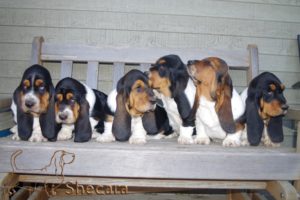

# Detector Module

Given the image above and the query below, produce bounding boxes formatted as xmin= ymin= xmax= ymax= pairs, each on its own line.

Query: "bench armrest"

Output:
xmin=0 ymin=98 xmax=11 ymax=111
xmin=285 ymin=106 xmax=300 ymax=152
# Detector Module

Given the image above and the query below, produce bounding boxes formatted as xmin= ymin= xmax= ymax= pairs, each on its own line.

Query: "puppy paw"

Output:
xmin=129 ymin=137 xmax=146 ymax=145
xmin=57 ymin=130 xmax=73 ymax=141
xmin=29 ymin=132 xmax=47 ymax=142
xmin=263 ymin=139 xmax=281 ymax=147
xmin=164 ymin=132 xmax=179 ymax=139
xmin=178 ymin=135 xmax=194 ymax=145
xmin=194 ymin=136 xmax=210 ymax=145
xmin=222 ymin=134 xmax=241 ymax=147
xmin=241 ymin=139 xmax=250 ymax=146
xmin=96 ymin=134 xmax=116 ymax=143
xmin=147 ymin=133 xmax=165 ymax=140
xmin=11 ymin=132 xmax=20 ymax=141
xmin=91 ymin=131 xmax=101 ymax=139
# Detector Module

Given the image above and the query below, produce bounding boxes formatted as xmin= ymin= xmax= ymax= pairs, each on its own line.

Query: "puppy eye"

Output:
xmin=136 ymin=86 xmax=143 ymax=93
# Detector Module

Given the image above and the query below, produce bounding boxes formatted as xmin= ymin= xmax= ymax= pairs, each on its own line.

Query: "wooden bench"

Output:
xmin=0 ymin=36 xmax=300 ymax=200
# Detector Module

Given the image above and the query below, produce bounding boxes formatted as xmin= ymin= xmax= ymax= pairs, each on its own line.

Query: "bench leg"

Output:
xmin=294 ymin=121 xmax=300 ymax=192
xmin=266 ymin=181 xmax=297 ymax=200
xmin=0 ymin=173 xmax=19 ymax=200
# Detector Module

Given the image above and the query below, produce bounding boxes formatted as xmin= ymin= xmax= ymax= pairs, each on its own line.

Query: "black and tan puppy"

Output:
xmin=10 ymin=64 xmax=57 ymax=142
xmin=148 ymin=55 xmax=196 ymax=144
xmin=240 ymin=72 xmax=288 ymax=146
xmin=54 ymin=77 xmax=111 ymax=142
xmin=96 ymin=69 xmax=172 ymax=144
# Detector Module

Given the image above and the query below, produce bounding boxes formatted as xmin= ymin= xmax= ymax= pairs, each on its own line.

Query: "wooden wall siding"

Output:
xmin=0 ymin=0 xmax=299 ymax=105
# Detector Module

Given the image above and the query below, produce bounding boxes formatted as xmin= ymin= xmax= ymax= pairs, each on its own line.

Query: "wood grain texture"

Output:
xmin=1 ymin=138 xmax=300 ymax=180
xmin=0 ymin=8 xmax=299 ymax=40
xmin=0 ymin=0 xmax=299 ymax=22
xmin=17 ymin=175 xmax=268 ymax=191
xmin=60 ymin=60 xmax=73 ymax=79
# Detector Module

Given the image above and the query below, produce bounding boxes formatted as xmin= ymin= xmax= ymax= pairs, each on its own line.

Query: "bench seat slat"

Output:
xmin=1 ymin=138 xmax=300 ymax=181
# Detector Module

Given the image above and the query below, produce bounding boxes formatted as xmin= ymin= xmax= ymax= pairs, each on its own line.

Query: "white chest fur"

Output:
xmin=158 ymin=79 xmax=196 ymax=133
xmin=196 ymin=88 xmax=245 ymax=139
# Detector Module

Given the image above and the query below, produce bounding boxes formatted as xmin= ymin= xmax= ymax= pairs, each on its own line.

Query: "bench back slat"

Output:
xmin=31 ymin=36 xmax=259 ymax=88
xmin=86 ymin=61 xmax=99 ymax=89
xmin=140 ymin=63 xmax=151 ymax=72
xmin=112 ymin=62 xmax=125 ymax=89
xmin=60 ymin=60 xmax=73 ymax=79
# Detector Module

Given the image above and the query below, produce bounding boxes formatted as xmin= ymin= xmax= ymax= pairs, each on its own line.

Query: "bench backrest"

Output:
xmin=31 ymin=36 xmax=259 ymax=89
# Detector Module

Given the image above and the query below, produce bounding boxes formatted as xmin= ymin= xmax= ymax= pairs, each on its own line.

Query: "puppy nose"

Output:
xmin=149 ymin=96 xmax=157 ymax=105
xmin=59 ymin=113 xmax=68 ymax=120
xmin=25 ymin=99 xmax=35 ymax=108
xmin=282 ymin=104 xmax=289 ymax=111
xmin=187 ymin=60 xmax=196 ymax=66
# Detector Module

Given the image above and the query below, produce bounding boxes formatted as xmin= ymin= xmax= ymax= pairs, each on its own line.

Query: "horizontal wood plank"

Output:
xmin=18 ymin=175 xmax=267 ymax=189
xmin=41 ymin=43 xmax=250 ymax=67
xmin=1 ymin=138 xmax=300 ymax=180
xmin=0 ymin=8 xmax=300 ymax=40
xmin=0 ymin=0 xmax=299 ymax=23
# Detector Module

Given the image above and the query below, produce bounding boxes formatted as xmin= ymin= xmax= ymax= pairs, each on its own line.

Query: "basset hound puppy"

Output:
xmin=186 ymin=57 xmax=245 ymax=147
xmin=148 ymin=55 xmax=196 ymax=144
xmin=10 ymin=64 xmax=58 ymax=142
xmin=54 ymin=77 xmax=111 ymax=142
xmin=240 ymin=72 xmax=288 ymax=147
xmin=96 ymin=69 xmax=172 ymax=144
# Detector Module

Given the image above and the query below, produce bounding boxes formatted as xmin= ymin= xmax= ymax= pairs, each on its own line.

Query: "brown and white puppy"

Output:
xmin=186 ymin=57 xmax=245 ymax=146
xmin=148 ymin=55 xmax=196 ymax=144
xmin=55 ymin=77 xmax=111 ymax=142
xmin=240 ymin=72 xmax=288 ymax=147
xmin=10 ymin=64 xmax=58 ymax=142
xmin=96 ymin=69 xmax=171 ymax=144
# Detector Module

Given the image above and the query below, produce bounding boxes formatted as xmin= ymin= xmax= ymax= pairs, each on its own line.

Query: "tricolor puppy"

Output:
xmin=186 ymin=57 xmax=245 ymax=147
xmin=148 ymin=55 xmax=196 ymax=144
xmin=96 ymin=69 xmax=171 ymax=144
xmin=240 ymin=72 xmax=288 ymax=147
xmin=10 ymin=64 xmax=57 ymax=142
xmin=55 ymin=77 xmax=110 ymax=142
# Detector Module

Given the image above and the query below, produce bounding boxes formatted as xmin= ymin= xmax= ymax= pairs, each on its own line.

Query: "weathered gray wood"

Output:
xmin=0 ymin=98 xmax=11 ymax=110
xmin=266 ymin=181 xmax=298 ymax=200
xmin=18 ymin=175 xmax=267 ymax=190
xmin=86 ymin=61 xmax=99 ymax=89
xmin=112 ymin=62 xmax=125 ymax=89
xmin=30 ymin=37 xmax=44 ymax=65
xmin=1 ymin=138 xmax=300 ymax=180
xmin=247 ymin=44 xmax=259 ymax=83
xmin=140 ymin=63 xmax=151 ymax=72
xmin=0 ymin=1 xmax=299 ymax=24
xmin=2 ymin=8 xmax=300 ymax=41
xmin=41 ymin=43 xmax=250 ymax=67
xmin=60 ymin=60 xmax=73 ymax=79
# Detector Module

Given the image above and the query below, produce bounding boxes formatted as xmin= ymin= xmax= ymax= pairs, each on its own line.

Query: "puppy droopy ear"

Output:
xmin=112 ymin=92 xmax=132 ymax=141
xmin=14 ymin=88 xmax=33 ymax=140
xmin=215 ymin=74 xmax=236 ymax=133
xmin=245 ymin=92 xmax=264 ymax=146
xmin=74 ymin=98 xmax=92 ymax=142
xmin=267 ymin=116 xmax=284 ymax=143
